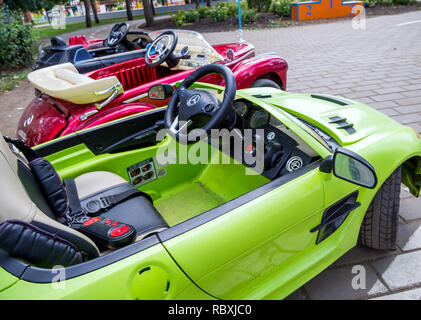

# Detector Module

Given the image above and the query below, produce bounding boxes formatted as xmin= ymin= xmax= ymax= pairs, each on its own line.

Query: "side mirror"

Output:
xmin=320 ymin=147 xmax=377 ymax=189
xmin=148 ymin=84 xmax=174 ymax=100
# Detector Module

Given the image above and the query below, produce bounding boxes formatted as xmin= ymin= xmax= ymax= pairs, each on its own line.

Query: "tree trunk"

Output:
xmin=194 ymin=0 xmax=199 ymax=8
xmin=90 ymin=0 xmax=100 ymax=24
xmin=206 ymin=0 xmax=211 ymax=7
xmin=142 ymin=0 xmax=154 ymax=26
xmin=150 ymin=0 xmax=155 ymax=16
xmin=83 ymin=0 xmax=92 ymax=28
xmin=125 ymin=0 xmax=133 ymax=20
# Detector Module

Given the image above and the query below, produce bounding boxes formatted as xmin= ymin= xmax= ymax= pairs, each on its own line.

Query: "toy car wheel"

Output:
xmin=251 ymin=79 xmax=281 ymax=89
xmin=359 ymin=166 xmax=401 ymax=250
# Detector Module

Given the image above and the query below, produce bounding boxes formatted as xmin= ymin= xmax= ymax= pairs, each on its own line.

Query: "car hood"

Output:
xmin=260 ymin=90 xmax=402 ymax=146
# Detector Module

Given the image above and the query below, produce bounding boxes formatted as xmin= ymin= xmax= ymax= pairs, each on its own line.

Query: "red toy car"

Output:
xmin=18 ymin=30 xmax=288 ymax=147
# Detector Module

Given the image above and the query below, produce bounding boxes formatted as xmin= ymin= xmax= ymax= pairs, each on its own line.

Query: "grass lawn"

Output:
xmin=0 ymin=69 xmax=30 ymax=94
xmin=32 ymin=16 xmax=144 ymax=40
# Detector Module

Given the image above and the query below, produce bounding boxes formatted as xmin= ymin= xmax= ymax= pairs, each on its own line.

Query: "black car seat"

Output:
xmin=0 ymin=135 xmax=167 ymax=268
xmin=33 ymin=37 xmax=93 ymax=71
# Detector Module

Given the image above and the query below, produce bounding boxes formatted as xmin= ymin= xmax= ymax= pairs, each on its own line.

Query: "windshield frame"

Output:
xmin=148 ymin=29 xmax=223 ymax=61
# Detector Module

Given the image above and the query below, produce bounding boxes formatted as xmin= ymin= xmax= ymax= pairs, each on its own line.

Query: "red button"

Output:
xmin=246 ymin=144 xmax=254 ymax=152
xmin=105 ymin=219 xmax=111 ymax=225
xmin=111 ymin=221 xmax=118 ymax=226
xmin=83 ymin=217 xmax=101 ymax=227
xmin=110 ymin=225 xmax=130 ymax=237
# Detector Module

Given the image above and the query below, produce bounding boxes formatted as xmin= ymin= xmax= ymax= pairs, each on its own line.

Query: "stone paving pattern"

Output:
xmin=1 ymin=10 xmax=421 ymax=299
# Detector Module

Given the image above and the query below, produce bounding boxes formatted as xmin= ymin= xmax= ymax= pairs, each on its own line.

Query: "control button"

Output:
xmin=111 ymin=221 xmax=118 ymax=227
xmin=246 ymin=144 xmax=254 ymax=153
xmin=110 ymin=225 xmax=130 ymax=237
xmin=267 ymin=131 xmax=276 ymax=141
xmin=105 ymin=219 xmax=111 ymax=225
xmin=83 ymin=217 xmax=101 ymax=227
xmin=204 ymin=104 xmax=215 ymax=113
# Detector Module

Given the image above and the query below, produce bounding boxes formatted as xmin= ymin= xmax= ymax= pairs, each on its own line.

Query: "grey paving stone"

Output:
xmin=391 ymin=114 xmax=421 ymax=125
xmin=304 ymin=264 xmax=388 ymax=300
xmin=374 ymin=87 xmax=406 ymax=95
xmin=395 ymin=104 xmax=421 ymax=114
xmin=368 ymin=101 xmax=399 ymax=110
xmin=332 ymin=245 xmax=398 ymax=268
xmin=371 ymin=287 xmax=421 ymax=300
xmin=284 ymin=287 xmax=308 ymax=300
xmin=399 ymin=197 xmax=421 ymax=221
xmin=371 ymin=251 xmax=421 ymax=290
xmin=396 ymin=221 xmax=421 ymax=251
xmin=402 ymin=90 xmax=421 ymax=98
xmin=396 ymin=96 xmax=421 ymax=106
xmin=371 ymin=93 xmax=405 ymax=102
xmin=380 ymin=108 xmax=399 ymax=117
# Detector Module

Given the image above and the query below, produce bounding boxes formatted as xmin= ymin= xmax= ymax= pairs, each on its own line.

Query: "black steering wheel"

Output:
xmin=106 ymin=22 xmax=130 ymax=47
xmin=164 ymin=64 xmax=236 ymax=143
xmin=145 ymin=30 xmax=178 ymax=67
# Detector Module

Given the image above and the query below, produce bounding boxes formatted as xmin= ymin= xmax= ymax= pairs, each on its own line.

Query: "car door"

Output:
xmin=160 ymin=162 xmax=325 ymax=300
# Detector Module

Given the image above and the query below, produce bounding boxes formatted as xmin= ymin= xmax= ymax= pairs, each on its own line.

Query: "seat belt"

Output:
xmin=64 ymin=179 xmax=87 ymax=226
xmin=64 ymin=179 xmax=152 ymax=226
xmin=84 ymin=188 xmax=150 ymax=215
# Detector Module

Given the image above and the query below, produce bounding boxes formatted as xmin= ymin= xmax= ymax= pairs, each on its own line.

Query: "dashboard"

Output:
xmin=230 ymin=100 xmax=318 ymax=179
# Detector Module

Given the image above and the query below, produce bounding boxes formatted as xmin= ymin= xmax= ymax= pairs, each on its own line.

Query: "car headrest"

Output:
xmin=51 ymin=36 xmax=67 ymax=48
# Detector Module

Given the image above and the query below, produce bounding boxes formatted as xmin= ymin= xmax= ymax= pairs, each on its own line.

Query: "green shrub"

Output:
xmin=215 ymin=2 xmax=227 ymax=9
xmin=242 ymin=8 xmax=257 ymax=24
xmin=363 ymin=0 xmax=376 ymax=7
xmin=183 ymin=9 xmax=200 ymax=23
xmin=247 ymin=0 xmax=272 ymax=12
xmin=364 ymin=0 xmax=413 ymax=6
xmin=0 ymin=12 xmax=36 ymax=70
xmin=271 ymin=0 xmax=292 ymax=17
xmin=210 ymin=7 xmax=228 ymax=22
xmin=197 ymin=5 xmax=212 ymax=18
xmin=392 ymin=0 xmax=410 ymax=5
xmin=172 ymin=10 xmax=186 ymax=26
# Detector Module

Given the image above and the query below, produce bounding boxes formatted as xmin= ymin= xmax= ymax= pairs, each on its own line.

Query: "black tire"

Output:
xmin=250 ymin=79 xmax=281 ymax=89
xmin=359 ymin=166 xmax=401 ymax=250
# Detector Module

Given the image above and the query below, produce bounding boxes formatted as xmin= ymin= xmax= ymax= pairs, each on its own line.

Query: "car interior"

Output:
xmin=33 ymin=25 xmax=232 ymax=78
xmin=0 ymin=65 xmax=322 ymax=271
xmin=29 ymin=29 xmax=235 ymax=102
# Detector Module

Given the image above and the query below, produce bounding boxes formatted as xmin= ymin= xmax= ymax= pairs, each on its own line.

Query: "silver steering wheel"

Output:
xmin=145 ymin=30 xmax=178 ymax=67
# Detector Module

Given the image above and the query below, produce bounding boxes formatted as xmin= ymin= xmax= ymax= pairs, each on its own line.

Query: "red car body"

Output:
xmin=18 ymin=40 xmax=288 ymax=147
xmin=68 ymin=35 xmax=104 ymax=50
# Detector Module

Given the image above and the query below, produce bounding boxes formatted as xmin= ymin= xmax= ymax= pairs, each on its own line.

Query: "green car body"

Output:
xmin=1 ymin=84 xmax=421 ymax=300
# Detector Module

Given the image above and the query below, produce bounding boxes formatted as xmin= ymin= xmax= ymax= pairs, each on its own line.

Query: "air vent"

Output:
xmin=311 ymin=94 xmax=352 ymax=106
xmin=328 ymin=116 xmax=356 ymax=134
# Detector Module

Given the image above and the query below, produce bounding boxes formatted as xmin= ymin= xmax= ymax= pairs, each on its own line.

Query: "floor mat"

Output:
xmin=154 ymin=181 xmax=225 ymax=227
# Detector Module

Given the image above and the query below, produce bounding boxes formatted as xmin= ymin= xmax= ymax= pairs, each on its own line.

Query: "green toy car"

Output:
xmin=1 ymin=65 xmax=420 ymax=300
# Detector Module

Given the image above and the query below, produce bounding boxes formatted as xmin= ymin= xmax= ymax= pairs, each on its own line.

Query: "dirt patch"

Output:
xmin=0 ymin=80 xmax=33 ymax=137
xmin=139 ymin=3 xmax=421 ymax=32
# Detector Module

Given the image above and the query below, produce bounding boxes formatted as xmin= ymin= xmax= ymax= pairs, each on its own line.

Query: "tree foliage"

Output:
xmin=4 ymin=0 xmax=66 ymax=11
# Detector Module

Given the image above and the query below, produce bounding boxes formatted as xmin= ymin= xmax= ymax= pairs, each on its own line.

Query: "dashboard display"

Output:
xmin=250 ymin=110 xmax=270 ymax=129
xmin=233 ymin=101 xmax=248 ymax=118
